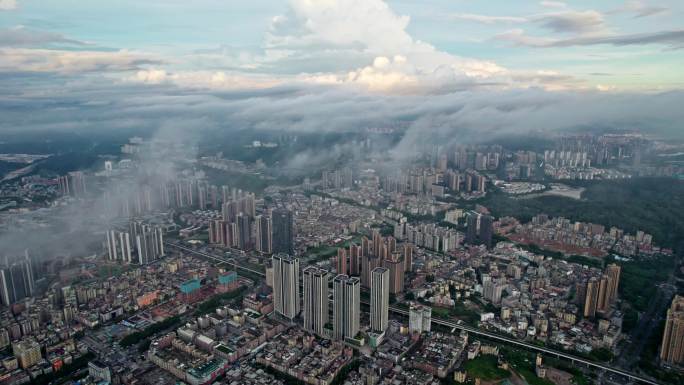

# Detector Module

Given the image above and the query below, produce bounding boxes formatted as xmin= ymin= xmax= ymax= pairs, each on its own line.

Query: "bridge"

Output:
xmin=165 ymin=241 xmax=662 ymax=385
xmin=386 ymin=306 xmax=660 ymax=385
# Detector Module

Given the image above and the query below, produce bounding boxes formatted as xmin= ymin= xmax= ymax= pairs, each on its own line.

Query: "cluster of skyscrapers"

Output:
xmin=208 ymin=193 xmax=256 ymax=250
xmin=408 ymin=303 xmax=432 ymax=334
xmin=209 ymin=204 xmax=293 ymax=255
xmin=332 ymin=274 xmax=360 ymax=340
xmin=105 ymin=180 xmax=203 ymax=218
xmin=554 ymin=134 xmax=644 ymax=167
xmin=466 ymin=213 xmax=494 ymax=249
xmin=381 ymin=171 xmax=441 ymax=196
xmin=105 ymin=221 xmax=165 ymax=264
xmin=575 ymin=264 xmax=621 ymax=319
xmin=0 ymin=253 xmax=35 ymax=307
xmin=322 ymin=168 xmax=353 ymax=190
xmin=273 ymin=254 xmax=392 ymax=342
xmin=443 ymin=169 xmax=487 ymax=194
xmin=395 ymin=220 xmax=461 ymax=254
xmin=335 ymin=231 xmax=411 ymax=295
xmin=104 ymin=180 xmax=258 ymax=220
xmin=57 ymin=171 xmax=87 ymax=197
xmin=450 ymin=147 xmax=502 ymax=172
xmin=371 ymin=149 xmax=494 ymax=196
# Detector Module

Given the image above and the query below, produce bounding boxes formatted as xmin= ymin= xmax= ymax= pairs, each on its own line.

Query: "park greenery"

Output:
xmin=495 ymin=211 xmax=677 ymax=314
xmin=543 ymin=356 xmax=593 ymax=385
xmin=636 ymin=312 xmax=684 ymax=384
xmin=464 ymin=355 xmax=510 ymax=381
xmin=202 ymin=167 xmax=272 ymax=194
xmin=609 ymin=254 xmax=674 ymax=312
xmin=480 ymin=178 xmax=684 ymax=250
xmin=194 ymin=286 xmax=248 ymax=316
xmin=306 ymin=244 xmax=340 ymax=262
xmin=513 ymin=243 xmax=603 ymax=269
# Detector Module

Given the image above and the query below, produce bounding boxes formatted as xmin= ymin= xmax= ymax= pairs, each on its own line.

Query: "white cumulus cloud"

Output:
xmin=261 ymin=0 xmax=514 ymax=93
xmin=0 ymin=0 xmax=17 ymax=11
xmin=540 ymin=1 xmax=567 ymax=9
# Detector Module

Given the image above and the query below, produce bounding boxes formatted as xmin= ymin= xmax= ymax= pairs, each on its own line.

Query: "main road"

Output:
xmin=387 ymin=306 xmax=661 ymax=385
xmin=165 ymin=241 xmax=266 ymax=277
xmin=164 ymin=241 xmax=662 ymax=385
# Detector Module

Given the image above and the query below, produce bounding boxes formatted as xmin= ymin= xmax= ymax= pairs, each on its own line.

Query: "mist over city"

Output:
xmin=0 ymin=1 xmax=683 ymax=385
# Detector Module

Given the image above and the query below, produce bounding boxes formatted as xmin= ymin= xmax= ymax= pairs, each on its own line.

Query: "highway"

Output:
xmin=386 ymin=306 xmax=661 ymax=385
xmin=165 ymin=241 xmax=662 ymax=385
xmin=165 ymin=241 xmax=267 ymax=278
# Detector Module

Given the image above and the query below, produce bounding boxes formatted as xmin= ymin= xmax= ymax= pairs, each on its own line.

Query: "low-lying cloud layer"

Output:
xmin=2 ymin=73 xmax=682 ymax=142
xmin=0 ymin=0 xmax=682 ymax=150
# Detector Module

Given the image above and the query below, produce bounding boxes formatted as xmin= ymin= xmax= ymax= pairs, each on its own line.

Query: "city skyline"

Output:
xmin=0 ymin=132 xmax=681 ymax=384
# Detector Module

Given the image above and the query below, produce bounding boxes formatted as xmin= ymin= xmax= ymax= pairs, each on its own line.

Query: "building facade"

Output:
xmin=333 ymin=274 xmax=360 ymax=340
xmin=370 ymin=267 xmax=389 ymax=333
xmin=661 ymin=295 xmax=684 ymax=366
xmin=303 ymin=266 xmax=329 ymax=336
xmin=272 ymin=254 xmax=300 ymax=320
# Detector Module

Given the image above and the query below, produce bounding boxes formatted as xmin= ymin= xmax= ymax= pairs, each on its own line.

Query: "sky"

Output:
xmin=0 ymin=0 xmax=683 ymax=140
